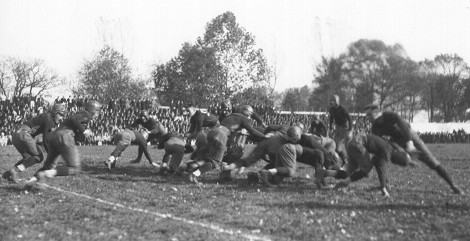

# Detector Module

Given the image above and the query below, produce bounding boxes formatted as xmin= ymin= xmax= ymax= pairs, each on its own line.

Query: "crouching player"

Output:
xmin=129 ymin=110 xmax=167 ymax=164
xmin=24 ymin=100 xmax=102 ymax=190
xmin=323 ymin=133 xmax=416 ymax=196
xmin=258 ymin=127 xmax=326 ymax=187
xmin=186 ymin=105 xmax=267 ymax=183
xmin=2 ymin=103 xmax=66 ymax=183
xmin=221 ymin=124 xmax=301 ymax=181
xmin=157 ymin=131 xmax=194 ymax=174
xmin=365 ymin=104 xmax=464 ymax=194
xmin=106 ymin=129 xmax=159 ymax=170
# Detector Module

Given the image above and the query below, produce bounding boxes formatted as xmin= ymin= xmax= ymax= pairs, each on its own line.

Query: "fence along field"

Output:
xmin=1 ymin=144 xmax=469 ymax=241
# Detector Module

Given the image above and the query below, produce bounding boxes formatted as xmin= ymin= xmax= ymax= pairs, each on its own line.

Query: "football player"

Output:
xmin=2 ymin=103 xmax=66 ymax=183
xmin=258 ymin=126 xmax=326 ymax=187
xmin=184 ymin=104 xmax=219 ymax=141
xmin=186 ymin=105 xmax=267 ymax=183
xmin=325 ymin=133 xmax=417 ymax=196
xmin=364 ymin=104 xmax=464 ymax=195
xmin=105 ymin=129 xmax=159 ymax=170
xmin=157 ymin=130 xmax=194 ymax=174
xmin=328 ymin=95 xmax=352 ymax=166
xmin=25 ymin=100 xmax=102 ymax=190
xmin=128 ymin=110 xmax=166 ymax=164
xmin=309 ymin=115 xmax=328 ymax=137
xmin=218 ymin=99 xmax=268 ymax=166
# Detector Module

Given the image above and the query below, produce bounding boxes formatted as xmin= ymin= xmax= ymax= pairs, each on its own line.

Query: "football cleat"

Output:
xmin=220 ymin=162 xmax=231 ymax=171
xmin=381 ymin=187 xmax=391 ymax=197
xmin=247 ymin=172 xmax=259 ymax=183
xmin=451 ymin=185 xmax=464 ymax=195
xmin=258 ymin=170 xmax=273 ymax=187
xmin=315 ymin=170 xmax=326 ymax=189
xmin=24 ymin=171 xmax=47 ymax=191
xmin=236 ymin=166 xmax=245 ymax=174
xmin=270 ymin=174 xmax=284 ymax=185
xmin=157 ymin=166 xmax=168 ymax=175
xmin=103 ymin=160 xmax=112 ymax=170
xmin=174 ymin=166 xmax=186 ymax=176
xmin=188 ymin=173 xmax=199 ymax=184
xmin=3 ymin=169 xmax=19 ymax=184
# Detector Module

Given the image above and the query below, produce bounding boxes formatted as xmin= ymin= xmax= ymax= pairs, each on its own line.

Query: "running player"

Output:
xmin=24 ymin=100 xmax=102 ymax=190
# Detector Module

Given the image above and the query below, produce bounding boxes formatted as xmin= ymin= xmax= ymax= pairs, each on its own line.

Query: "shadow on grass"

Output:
xmin=82 ymin=162 xmax=155 ymax=175
xmin=0 ymin=184 xmax=25 ymax=193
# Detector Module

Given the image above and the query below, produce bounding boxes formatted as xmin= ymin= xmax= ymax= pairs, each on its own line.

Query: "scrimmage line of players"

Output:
xmin=1 ymin=96 xmax=464 ymax=196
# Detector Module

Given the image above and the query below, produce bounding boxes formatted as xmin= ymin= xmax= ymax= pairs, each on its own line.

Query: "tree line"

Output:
xmin=1 ymin=12 xmax=469 ymax=123
xmin=285 ymin=40 xmax=470 ymax=123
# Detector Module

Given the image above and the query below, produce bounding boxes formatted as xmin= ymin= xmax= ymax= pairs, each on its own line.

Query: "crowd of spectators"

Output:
xmin=1 ymin=95 xmax=470 ymax=146
xmin=418 ymin=129 xmax=470 ymax=144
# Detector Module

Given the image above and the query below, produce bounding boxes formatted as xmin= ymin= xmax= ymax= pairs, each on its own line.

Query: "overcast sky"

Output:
xmin=1 ymin=0 xmax=469 ymax=92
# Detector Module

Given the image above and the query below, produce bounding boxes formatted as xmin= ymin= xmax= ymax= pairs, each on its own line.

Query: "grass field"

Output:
xmin=1 ymin=144 xmax=469 ymax=241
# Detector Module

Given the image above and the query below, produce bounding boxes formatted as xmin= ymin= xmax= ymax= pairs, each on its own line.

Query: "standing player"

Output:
xmin=105 ymin=129 xmax=159 ymax=170
xmin=328 ymin=95 xmax=352 ymax=166
xmin=129 ymin=110 xmax=166 ymax=163
xmin=2 ymin=103 xmax=66 ymax=183
xmin=24 ymin=100 xmax=102 ymax=190
xmin=185 ymin=104 xmax=219 ymax=140
xmin=364 ymin=104 xmax=464 ymax=194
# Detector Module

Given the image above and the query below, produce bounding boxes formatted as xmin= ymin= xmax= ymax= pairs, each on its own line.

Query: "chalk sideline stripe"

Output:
xmin=44 ymin=184 xmax=271 ymax=241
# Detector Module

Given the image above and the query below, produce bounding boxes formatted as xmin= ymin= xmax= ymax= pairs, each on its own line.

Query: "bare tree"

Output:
xmin=0 ymin=57 xmax=61 ymax=99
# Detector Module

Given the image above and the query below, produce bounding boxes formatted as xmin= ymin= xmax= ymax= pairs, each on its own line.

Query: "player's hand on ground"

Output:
xmin=381 ymin=187 xmax=390 ymax=197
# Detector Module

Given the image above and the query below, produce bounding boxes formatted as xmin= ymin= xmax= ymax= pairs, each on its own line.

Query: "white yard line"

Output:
xmin=44 ymin=184 xmax=271 ymax=241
